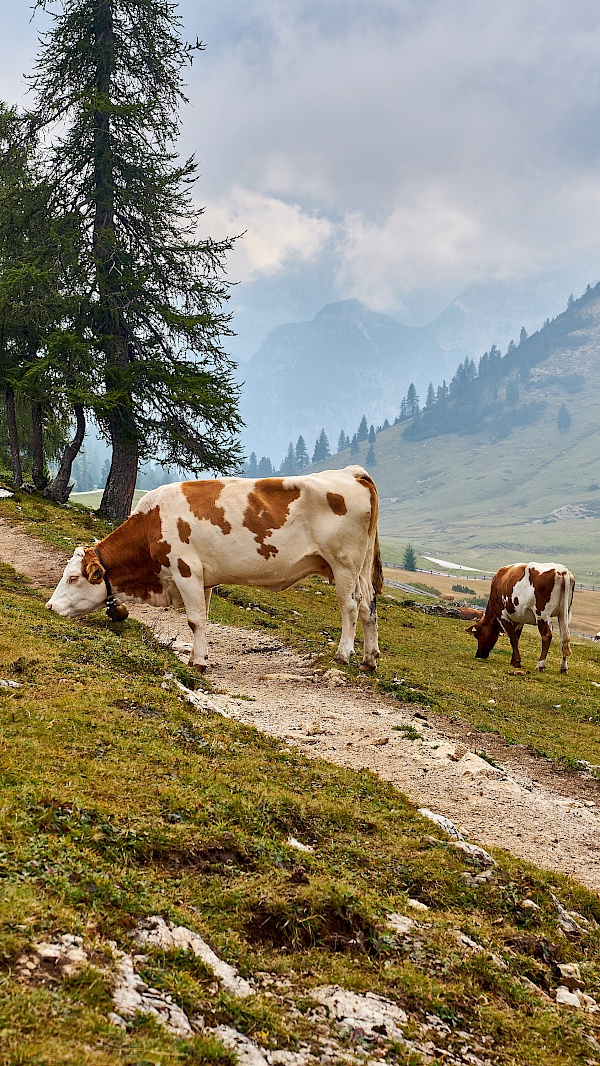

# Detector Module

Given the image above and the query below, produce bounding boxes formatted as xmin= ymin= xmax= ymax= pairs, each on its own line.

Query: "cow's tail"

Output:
xmin=372 ymin=528 xmax=384 ymax=595
xmin=561 ymin=570 xmax=573 ymax=660
xmin=355 ymin=471 xmax=383 ymax=595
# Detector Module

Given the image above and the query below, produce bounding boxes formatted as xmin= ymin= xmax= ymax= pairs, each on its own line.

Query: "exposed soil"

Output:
xmin=2 ymin=516 xmax=600 ymax=891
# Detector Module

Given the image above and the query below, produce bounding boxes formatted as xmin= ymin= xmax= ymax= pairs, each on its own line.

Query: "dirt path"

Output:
xmin=2 ymin=517 xmax=600 ymax=891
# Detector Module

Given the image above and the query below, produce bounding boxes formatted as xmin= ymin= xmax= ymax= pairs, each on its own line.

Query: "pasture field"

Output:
xmin=2 ymin=560 xmax=600 ymax=1065
xmin=1 ymin=489 xmax=600 ymax=769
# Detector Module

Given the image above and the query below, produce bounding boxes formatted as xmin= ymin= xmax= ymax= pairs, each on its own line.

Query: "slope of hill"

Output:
xmin=311 ymin=285 xmax=600 ymax=578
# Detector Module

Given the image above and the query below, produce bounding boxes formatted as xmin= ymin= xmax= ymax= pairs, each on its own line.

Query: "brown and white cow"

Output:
xmin=46 ymin=466 xmax=383 ymax=672
xmin=466 ymin=562 xmax=575 ymax=672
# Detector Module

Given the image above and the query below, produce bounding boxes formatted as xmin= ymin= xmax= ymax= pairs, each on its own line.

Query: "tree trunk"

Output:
xmin=31 ymin=401 xmax=46 ymax=491
xmin=92 ymin=0 xmax=138 ymax=523
xmin=44 ymin=403 xmax=86 ymax=504
xmin=5 ymin=386 xmax=23 ymax=488
xmin=98 ymin=409 xmax=138 ymax=521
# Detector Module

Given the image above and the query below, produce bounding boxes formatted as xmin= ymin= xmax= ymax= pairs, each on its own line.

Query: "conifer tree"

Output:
xmin=365 ymin=443 xmax=376 ymax=466
xmin=406 ymin=383 xmax=419 ymax=417
xmin=281 ymin=442 xmax=296 ymax=475
xmin=337 ymin=429 xmax=347 ymax=452
xmin=368 ymin=424 xmax=376 ymax=444
xmin=357 ymin=415 xmax=369 ymax=441
xmin=403 ymin=543 xmax=417 ymax=571
xmin=31 ymin=0 xmax=241 ymax=519
xmin=350 ymin=433 xmax=359 ymax=456
xmin=295 ymin=435 xmax=309 ymax=471
xmin=246 ymin=451 xmax=258 ymax=478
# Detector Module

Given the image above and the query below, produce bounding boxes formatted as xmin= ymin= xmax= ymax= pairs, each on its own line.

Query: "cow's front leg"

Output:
xmin=332 ymin=571 xmax=360 ymax=665
xmin=536 ymin=619 xmax=552 ymax=671
xmin=172 ymin=571 xmax=209 ymax=671
xmin=504 ymin=619 xmax=522 ymax=668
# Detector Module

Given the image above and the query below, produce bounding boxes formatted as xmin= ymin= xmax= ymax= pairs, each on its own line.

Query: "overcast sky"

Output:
xmin=3 ymin=0 xmax=600 ymax=357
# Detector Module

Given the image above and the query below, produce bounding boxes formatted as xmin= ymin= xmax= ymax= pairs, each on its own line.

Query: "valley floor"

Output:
xmin=2 ymin=519 xmax=600 ymax=891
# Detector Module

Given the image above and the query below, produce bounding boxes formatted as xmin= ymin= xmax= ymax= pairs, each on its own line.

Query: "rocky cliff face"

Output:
xmin=238 ymin=299 xmax=450 ymax=461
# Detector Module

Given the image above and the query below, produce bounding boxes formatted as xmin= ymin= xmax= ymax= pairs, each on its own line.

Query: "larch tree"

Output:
xmin=32 ymin=0 xmax=242 ymax=520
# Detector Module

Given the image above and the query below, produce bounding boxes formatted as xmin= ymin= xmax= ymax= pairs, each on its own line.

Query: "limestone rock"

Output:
xmin=418 ymin=808 xmax=464 ymax=840
xmin=450 ymin=841 xmax=496 ymax=867
xmin=133 ymin=915 xmax=253 ymax=998
xmin=311 ymin=984 xmax=408 ymax=1044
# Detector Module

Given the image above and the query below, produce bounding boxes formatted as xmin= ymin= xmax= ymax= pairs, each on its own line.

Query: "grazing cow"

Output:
xmin=465 ymin=562 xmax=575 ymax=672
xmin=46 ymin=466 xmax=383 ymax=672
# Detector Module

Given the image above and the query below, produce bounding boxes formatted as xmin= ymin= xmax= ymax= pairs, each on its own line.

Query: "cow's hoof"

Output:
xmin=536 ymin=663 xmax=546 ymax=672
xmin=334 ymin=653 xmax=351 ymax=666
xmin=360 ymin=662 xmax=377 ymax=673
xmin=193 ymin=663 xmax=208 ymax=674
xmin=560 ymin=665 xmax=568 ymax=674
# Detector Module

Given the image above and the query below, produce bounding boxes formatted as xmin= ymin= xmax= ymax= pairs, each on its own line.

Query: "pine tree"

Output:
xmin=312 ymin=428 xmax=331 ymax=463
xmin=337 ymin=429 xmax=347 ymax=453
xmin=257 ymin=456 xmax=273 ymax=476
xmin=280 ymin=443 xmax=296 ymax=475
xmin=350 ymin=433 xmax=359 ymax=456
xmin=383 ymin=418 xmax=390 ymax=430
xmin=246 ymin=451 xmax=258 ymax=478
xmin=425 ymin=382 xmax=436 ymax=409
xmin=368 ymin=424 xmax=376 ymax=444
xmin=357 ymin=415 xmax=368 ymax=441
xmin=365 ymin=443 xmax=376 ymax=466
xmin=406 ymin=383 xmax=419 ymax=418
xmin=31 ymin=0 xmax=242 ymax=519
xmin=403 ymin=543 xmax=417 ymax=571
xmin=295 ymin=435 xmax=309 ymax=471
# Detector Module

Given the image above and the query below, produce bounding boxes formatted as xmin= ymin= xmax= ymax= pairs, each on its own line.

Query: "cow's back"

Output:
xmin=134 ymin=469 xmax=376 ymax=589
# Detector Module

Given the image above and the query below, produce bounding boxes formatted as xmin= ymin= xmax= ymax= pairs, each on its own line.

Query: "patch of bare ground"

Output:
xmin=2 ymin=517 xmax=600 ymax=891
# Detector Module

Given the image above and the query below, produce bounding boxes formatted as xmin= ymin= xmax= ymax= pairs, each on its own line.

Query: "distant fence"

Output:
xmin=382 ymin=561 xmax=600 ymax=592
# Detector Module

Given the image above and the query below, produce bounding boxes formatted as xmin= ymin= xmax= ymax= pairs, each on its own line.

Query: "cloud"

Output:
xmin=202 ymin=188 xmax=333 ymax=282
xmin=183 ymin=0 xmax=600 ymax=309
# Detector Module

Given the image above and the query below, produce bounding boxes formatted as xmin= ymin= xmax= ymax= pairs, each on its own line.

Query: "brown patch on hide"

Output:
xmin=530 ymin=567 xmax=558 ymax=615
xmin=327 ymin=492 xmax=347 ymax=516
xmin=90 ymin=506 xmax=169 ymax=601
xmin=177 ymin=518 xmax=191 ymax=543
xmin=178 ymin=558 xmax=192 ymax=578
xmin=181 ymin=481 xmax=231 ymax=535
xmin=243 ymin=478 xmax=301 ymax=560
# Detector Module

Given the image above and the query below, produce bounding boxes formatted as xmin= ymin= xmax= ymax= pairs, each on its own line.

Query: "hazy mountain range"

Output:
xmin=237 ymin=277 xmax=584 ymax=462
xmin=308 ymin=282 xmax=600 ymax=577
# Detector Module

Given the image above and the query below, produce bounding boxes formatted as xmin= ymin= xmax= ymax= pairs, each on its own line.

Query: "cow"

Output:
xmin=465 ymin=562 xmax=575 ymax=673
xmin=457 ymin=605 xmax=485 ymax=622
xmin=46 ymin=466 xmax=383 ymax=672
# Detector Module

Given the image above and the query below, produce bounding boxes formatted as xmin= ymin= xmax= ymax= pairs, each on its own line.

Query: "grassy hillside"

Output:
xmin=2 ymin=556 xmax=600 ymax=1063
xmin=314 ymin=286 xmax=600 ymax=580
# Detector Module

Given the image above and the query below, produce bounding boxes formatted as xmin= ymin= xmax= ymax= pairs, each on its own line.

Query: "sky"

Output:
xmin=2 ymin=0 xmax=600 ymax=359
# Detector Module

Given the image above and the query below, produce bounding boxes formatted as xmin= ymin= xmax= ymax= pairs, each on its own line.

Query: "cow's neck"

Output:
xmin=95 ymin=506 xmax=166 ymax=601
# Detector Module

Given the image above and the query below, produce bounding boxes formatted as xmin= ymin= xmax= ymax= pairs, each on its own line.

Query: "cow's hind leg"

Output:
xmin=172 ymin=571 xmax=210 ymax=671
xmin=357 ymin=574 xmax=379 ymax=671
xmin=536 ymin=619 xmax=553 ymax=671
xmin=332 ymin=569 xmax=361 ymax=665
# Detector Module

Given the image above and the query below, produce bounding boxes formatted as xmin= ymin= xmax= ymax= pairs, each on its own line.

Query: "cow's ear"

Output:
xmin=82 ymin=550 xmax=105 ymax=584
xmin=465 ymin=623 xmax=480 ymax=636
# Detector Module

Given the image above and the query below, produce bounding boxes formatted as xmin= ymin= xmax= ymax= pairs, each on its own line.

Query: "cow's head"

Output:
xmin=465 ymin=617 xmax=499 ymax=659
xmin=46 ymin=546 xmax=128 ymax=620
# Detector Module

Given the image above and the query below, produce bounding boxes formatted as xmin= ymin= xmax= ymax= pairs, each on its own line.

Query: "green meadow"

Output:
xmin=0 ymin=493 xmax=600 ymax=1063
